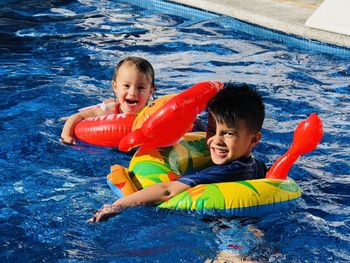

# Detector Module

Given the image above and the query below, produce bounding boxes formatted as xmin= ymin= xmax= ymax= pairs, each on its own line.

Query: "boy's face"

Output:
xmin=112 ymin=62 xmax=154 ymax=114
xmin=206 ymin=114 xmax=261 ymax=165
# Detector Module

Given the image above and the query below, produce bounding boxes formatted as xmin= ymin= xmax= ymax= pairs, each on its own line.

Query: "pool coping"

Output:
xmin=169 ymin=0 xmax=350 ymax=49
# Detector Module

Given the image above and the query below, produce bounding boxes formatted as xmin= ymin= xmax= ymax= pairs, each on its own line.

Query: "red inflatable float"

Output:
xmin=73 ymin=81 xmax=224 ymax=149
xmin=74 ymin=114 xmax=136 ymax=148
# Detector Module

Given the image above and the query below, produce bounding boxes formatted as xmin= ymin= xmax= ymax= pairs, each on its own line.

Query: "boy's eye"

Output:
xmin=207 ymin=128 xmax=215 ymax=136
xmin=223 ymin=131 xmax=236 ymax=137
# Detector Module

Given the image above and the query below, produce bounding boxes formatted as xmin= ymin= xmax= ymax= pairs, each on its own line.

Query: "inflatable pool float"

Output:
xmin=73 ymin=81 xmax=224 ymax=148
xmin=107 ymin=113 xmax=323 ymax=217
xmin=73 ymin=113 xmax=136 ymax=148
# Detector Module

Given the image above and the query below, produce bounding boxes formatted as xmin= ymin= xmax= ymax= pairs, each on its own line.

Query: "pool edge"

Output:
xmin=169 ymin=0 xmax=350 ymax=49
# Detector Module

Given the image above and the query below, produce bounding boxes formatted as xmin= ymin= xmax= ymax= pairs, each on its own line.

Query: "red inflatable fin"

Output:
xmin=266 ymin=113 xmax=323 ymax=180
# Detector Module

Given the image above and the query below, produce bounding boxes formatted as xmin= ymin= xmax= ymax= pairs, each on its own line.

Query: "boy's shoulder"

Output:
xmin=101 ymin=99 xmax=117 ymax=113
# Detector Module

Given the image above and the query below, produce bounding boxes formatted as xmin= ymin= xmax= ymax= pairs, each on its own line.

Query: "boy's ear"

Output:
xmin=151 ymin=85 xmax=156 ymax=95
xmin=251 ymin=132 xmax=262 ymax=146
xmin=112 ymin=80 xmax=118 ymax=96
xmin=112 ymin=80 xmax=117 ymax=89
xmin=149 ymin=85 xmax=156 ymax=101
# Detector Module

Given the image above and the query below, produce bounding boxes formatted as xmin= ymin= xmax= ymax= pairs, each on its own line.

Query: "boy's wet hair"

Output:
xmin=113 ymin=56 xmax=155 ymax=86
xmin=207 ymin=83 xmax=265 ymax=133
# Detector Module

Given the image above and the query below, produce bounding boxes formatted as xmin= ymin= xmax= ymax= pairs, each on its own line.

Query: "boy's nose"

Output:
xmin=212 ymin=134 xmax=224 ymax=145
xmin=127 ymin=86 xmax=137 ymax=96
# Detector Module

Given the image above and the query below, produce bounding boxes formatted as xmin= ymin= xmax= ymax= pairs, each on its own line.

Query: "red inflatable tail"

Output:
xmin=266 ymin=113 xmax=323 ymax=180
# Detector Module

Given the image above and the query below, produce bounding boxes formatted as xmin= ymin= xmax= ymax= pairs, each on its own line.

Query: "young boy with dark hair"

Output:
xmin=89 ymin=83 xmax=266 ymax=223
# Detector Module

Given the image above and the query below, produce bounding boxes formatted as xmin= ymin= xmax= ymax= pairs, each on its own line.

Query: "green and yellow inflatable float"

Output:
xmin=107 ymin=113 xmax=323 ymax=217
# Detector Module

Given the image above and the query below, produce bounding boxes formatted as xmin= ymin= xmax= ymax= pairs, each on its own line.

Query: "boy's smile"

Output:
xmin=113 ymin=62 xmax=154 ymax=114
xmin=206 ymin=114 xmax=261 ymax=165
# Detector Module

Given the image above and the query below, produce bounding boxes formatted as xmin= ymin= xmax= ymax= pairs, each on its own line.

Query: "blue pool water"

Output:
xmin=1 ymin=0 xmax=350 ymax=262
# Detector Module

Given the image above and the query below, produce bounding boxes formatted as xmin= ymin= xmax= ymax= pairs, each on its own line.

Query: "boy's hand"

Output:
xmin=60 ymin=134 xmax=77 ymax=145
xmin=87 ymin=204 xmax=122 ymax=223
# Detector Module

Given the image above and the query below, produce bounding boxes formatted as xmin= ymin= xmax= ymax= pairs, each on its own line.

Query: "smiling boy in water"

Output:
xmin=61 ymin=56 xmax=156 ymax=144
xmin=88 ymin=83 xmax=266 ymax=223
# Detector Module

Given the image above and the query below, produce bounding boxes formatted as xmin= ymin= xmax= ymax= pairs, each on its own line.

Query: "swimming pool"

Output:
xmin=1 ymin=0 xmax=349 ymax=262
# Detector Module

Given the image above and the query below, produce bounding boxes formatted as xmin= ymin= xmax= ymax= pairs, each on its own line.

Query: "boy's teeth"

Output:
xmin=126 ymin=99 xmax=137 ymax=105
xmin=216 ymin=148 xmax=227 ymax=153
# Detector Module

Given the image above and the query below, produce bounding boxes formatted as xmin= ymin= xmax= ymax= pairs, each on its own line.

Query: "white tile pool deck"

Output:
xmin=170 ymin=0 xmax=350 ymax=49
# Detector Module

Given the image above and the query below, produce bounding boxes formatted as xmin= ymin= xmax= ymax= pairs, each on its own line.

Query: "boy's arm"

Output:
xmin=88 ymin=181 xmax=191 ymax=223
xmin=60 ymin=107 xmax=105 ymax=144
xmin=60 ymin=113 xmax=84 ymax=144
